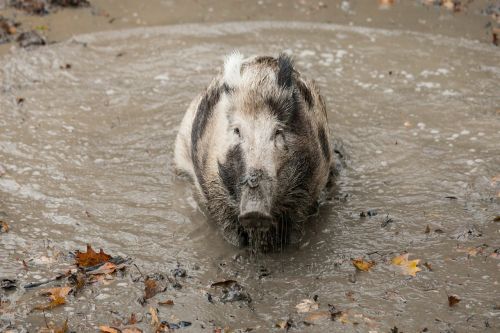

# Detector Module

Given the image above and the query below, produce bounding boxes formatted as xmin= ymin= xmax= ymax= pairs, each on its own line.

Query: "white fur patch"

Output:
xmin=223 ymin=51 xmax=244 ymax=87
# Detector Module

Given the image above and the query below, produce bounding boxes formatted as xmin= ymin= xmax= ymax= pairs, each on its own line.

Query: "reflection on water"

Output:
xmin=1 ymin=22 xmax=499 ymax=332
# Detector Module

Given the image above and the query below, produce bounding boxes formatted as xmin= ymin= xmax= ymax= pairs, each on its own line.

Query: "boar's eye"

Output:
xmin=233 ymin=127 xmax=241 ymax=137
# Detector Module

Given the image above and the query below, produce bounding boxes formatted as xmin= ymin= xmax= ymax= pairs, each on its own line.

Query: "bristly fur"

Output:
xmin=174 ymin=52 xmax=335 ymax=251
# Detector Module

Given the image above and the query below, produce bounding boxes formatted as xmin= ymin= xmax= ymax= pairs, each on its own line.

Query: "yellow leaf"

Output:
xmin=391 ymin=253 xmax=409 ymax=265
xmin=352 ymin=259 xmax=375 ymax=272
xmin=149 ymin=306 xmax=160 ymax=326
xmin=391 ymin=253 xmax=422 ymax=276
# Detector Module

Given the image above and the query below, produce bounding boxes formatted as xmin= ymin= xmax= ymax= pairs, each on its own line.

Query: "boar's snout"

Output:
xmin=238 ymin=170 xmax=273 ymax=230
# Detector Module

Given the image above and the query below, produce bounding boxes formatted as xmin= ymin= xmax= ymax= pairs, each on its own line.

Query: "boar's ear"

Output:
xmin=277 ymin=53 xmax=294 ymax=89
xmin=223 ymin=50 xmax=244 ymax=88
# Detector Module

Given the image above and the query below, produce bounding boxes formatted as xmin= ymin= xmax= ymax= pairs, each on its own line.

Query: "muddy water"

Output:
xmin=1 ymin=22 xmax=499 ymax=332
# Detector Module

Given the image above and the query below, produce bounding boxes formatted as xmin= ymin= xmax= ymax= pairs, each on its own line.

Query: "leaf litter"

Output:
xmin=391 ymin=253 xmax=422 ymax=276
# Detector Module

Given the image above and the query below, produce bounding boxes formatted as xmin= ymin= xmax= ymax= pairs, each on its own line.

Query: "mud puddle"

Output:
xmin=1 ymin=22 xmax=499 ymax=332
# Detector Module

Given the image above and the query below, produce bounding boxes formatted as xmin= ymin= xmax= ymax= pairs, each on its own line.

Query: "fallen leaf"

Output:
xmin=0 ymin=221 xmax=9 ymax=233
xmin=144 ymin=278 xmax=163 ymax=300
xmin=275 ymin=319 xmax=291 ymax=329
xmin=39 ymin=319 xmax=68 ymax=333
xmin=456 ymin=245 xmax=486 ymax=257
xmin=391 ymin=253 xmax=421 ymax=276
xmin=33 ymin=294 xmax=66 ymax=311
xmin=41 ymin=286 xmax=72 ymax=298
xmin=149 ymin=306 xmax=160 ymax=327
xmin=87 ymin=262 xmax=118 ymax=275
xmin=54 ymin=319 xmax=68 ymax=333
xmin=99 ymin=326 xmax=121 ymax=333
xmin=489 ymin=249 xmax=500 ymax=259
xmin=424 ymin=225 xmax=430 ymax=234
xmin=75 ymin=244 xmax=111 ymax=267
xmin=34 ymin=286 xmax=72 ymax=311
xmin=305 ymin=311 xmax=331 ymax=322
xmin=493 ymin=216 xmax=500 ymax=222
xmin=448 ymin=295 xmax=461 ymax=307
xmin=122 ymin=328 xmax=143 ymax=333
xmin=295 ymin=299 xmax=319 ymax=313
xmin=158 ymin=299 xmax=174 ymax=306
xmin=352 ymin=259 xmax=375 ymax=272
xmin=69 ymin=271 xmax=86 ymax=290
xmin=379 ymin=0 xmax=394 ymax=8
xmin=331 ymin=310 xmax=348 ymax=324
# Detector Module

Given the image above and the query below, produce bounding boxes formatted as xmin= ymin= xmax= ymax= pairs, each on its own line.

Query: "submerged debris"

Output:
xmin=1 ymin=278 xmax=17 ymax=290
xmin=448 ymin=294 xmax=461 ymax=307
xmin=0 ymin=15 xmax=20 ymax=44
xmin=16 ymin=30 xmax=46 ymax=48
xmin=9 ymin=0 xmax=90 ymax=15
xmin=211 ymin=280 xmax=251 ymax=303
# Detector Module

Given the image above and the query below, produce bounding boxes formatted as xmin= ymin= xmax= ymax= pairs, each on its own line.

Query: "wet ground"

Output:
xmin=1 ymin=3 xmax=500 ymax=333
xmin=1 ymin=0 xmax=500 ymax=56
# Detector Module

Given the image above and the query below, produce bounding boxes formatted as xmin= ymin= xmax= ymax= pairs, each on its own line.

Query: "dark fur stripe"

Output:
xmin=318 ymin=127 xmax=330 ymax=161
xmin=191 ymin=84 xmax=222 ymax=191
xmin=296 ymin=79 xmax=314 ymax=109
xmin=277 ymin=53 xmax=294 ymax=89
xmin=218 ymin=144 xmax=245 ymax=199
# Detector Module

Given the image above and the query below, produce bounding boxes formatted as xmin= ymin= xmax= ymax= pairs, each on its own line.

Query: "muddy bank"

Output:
xmin=1 ymin=21 xmax=499 ymax=331
xmin=1 ymin=0 xmax=499 ymax=55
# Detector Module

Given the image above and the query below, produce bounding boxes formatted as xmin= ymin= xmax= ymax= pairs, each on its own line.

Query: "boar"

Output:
xmin=174 ymin=52 xmax=335 ymax=250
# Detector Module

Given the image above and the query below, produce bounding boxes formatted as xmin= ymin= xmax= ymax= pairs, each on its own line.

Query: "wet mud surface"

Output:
xmin=0 ymin=22 xmax=499 ymax=332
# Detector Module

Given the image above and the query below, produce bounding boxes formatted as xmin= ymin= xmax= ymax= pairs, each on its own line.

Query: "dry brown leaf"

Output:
xmin=295 ymin=299 xmax=319 ymax=313
xmin=0 ymin=221 xmax=8 ymax=233
xmin=33 ymin=294 xmax=66 ymax=311
xmin=99 ymin=326 xmax=121 ymax=333
xmin=391 ymin=253 xmax=421 ymax=276
xmin=0 ymin=221 xmax=9 ymax=233
xmin=122 ymin=328 xmax=143 ymax=333
xmin=144 ymin=278 xmax=159 ymax=300
xmin=448 ymin=295 xmax=461 ymax=307
xmin=424 ymin=225 xmax=430 ymax=234
xmin=87 ymin=262 xmax=118 ymax=275
xmin=158 ymin=299 xmax=174 ymax=306
xmin=352 ymin=259 xmax=375 ymax=272
xmin=34 ymin=286 xmax=72 ymax=311
xmin=305 ymin=311 xmax=331 ymax=322
xmin=378 ymin=0 xmax=394 ymax=7
xmin=41 ymin=286 xmax=72 ymax=299
xmin=456 ymin=245 xmax=484 ymax=257
xmin=75 ymin=244 xmax=111 ymax=267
